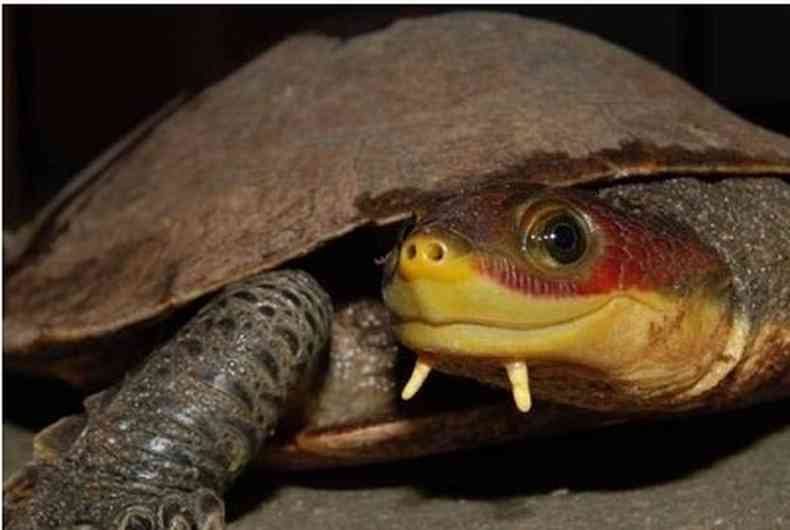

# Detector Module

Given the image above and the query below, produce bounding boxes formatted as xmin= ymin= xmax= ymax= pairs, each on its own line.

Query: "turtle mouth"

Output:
xmin=393 ymin=296 xmax=631 ymax=348
xmin=390 ymin=293 xmax=663 ymax=413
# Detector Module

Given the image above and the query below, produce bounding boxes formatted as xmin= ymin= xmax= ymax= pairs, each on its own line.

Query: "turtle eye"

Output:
xmin=522 ymin=207 xmax=589 ymax=268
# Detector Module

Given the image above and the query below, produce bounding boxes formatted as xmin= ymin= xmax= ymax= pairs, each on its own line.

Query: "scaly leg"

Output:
xmin=5 ymin=270 xmax=332 ymax=530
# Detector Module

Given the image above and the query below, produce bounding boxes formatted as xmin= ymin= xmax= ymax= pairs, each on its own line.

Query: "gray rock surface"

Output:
xmin=5 ymin=400 xmax=789 ymax=530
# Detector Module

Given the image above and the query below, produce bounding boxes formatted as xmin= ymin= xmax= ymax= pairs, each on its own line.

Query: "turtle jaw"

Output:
xmin=383 ymin=261 xmax=687 ymax=412
xmin=382 ymin=227 xmax=735 ymax=413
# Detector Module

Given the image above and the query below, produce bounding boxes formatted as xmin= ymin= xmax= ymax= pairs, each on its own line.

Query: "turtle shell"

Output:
xmin=5 ymin=12 xmax=790 ymax=377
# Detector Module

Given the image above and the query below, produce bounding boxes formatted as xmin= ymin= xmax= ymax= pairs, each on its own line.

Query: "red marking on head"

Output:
xmin=478 ymin=256 xmax=582 ymax=296
xmin=478 ymin=197 xmax=724 ymax=297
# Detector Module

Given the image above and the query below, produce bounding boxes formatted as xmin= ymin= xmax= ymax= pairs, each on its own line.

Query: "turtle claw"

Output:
xmin=5 ymin=463 xmax=225 ymax=530
xmin=113 ymin=489 xmax=225 ymax=530
xmin=115 ymin=506 xmax=157 ymax=530
xmin=156 ymin=489 xmax=225 ymax=530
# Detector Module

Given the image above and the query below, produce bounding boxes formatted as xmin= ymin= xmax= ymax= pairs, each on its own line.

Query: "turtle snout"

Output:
xmin=395 ymin=230 xmax=472 ymax=283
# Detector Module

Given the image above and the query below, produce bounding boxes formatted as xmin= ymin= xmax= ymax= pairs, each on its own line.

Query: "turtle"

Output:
xmin=4 ymin=11 xmax=790 ymax=530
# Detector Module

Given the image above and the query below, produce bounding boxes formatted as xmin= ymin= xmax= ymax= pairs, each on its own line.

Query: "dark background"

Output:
xmin=4 ymin=6 xmax=790 ymax=228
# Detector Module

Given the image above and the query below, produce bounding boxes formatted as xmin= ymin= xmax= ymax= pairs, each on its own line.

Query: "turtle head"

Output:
xmin=382 ymin=182 xmax=738 ymax=412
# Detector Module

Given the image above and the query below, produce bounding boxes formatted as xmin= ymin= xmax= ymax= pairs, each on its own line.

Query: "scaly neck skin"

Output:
xmin=599 ymin=176 xmax=790 ymax=406
xmin=383 ymin=178 xmax=787 ymax=413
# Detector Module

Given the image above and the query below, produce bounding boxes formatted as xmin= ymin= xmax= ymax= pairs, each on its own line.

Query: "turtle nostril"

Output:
xmin=402 ymin=240 xmax=445 ymax=263
xmin=394 ymin=231 xmax=471 ymax=282
xmin=425 ymin=242 xmax=445 ymax=262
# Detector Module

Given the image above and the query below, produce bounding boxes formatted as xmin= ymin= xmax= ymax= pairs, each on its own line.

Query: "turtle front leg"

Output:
xmin=4 ymin=270 xmax=332 ymax=530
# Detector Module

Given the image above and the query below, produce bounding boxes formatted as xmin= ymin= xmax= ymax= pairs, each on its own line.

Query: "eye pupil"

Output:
xmin=541 ymin=214 xmax=586 ymax=265
xmin=550 ymin=222 xmax=577 ymax=250
xmin=522 ymin=206 xmax=589 ymax=268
